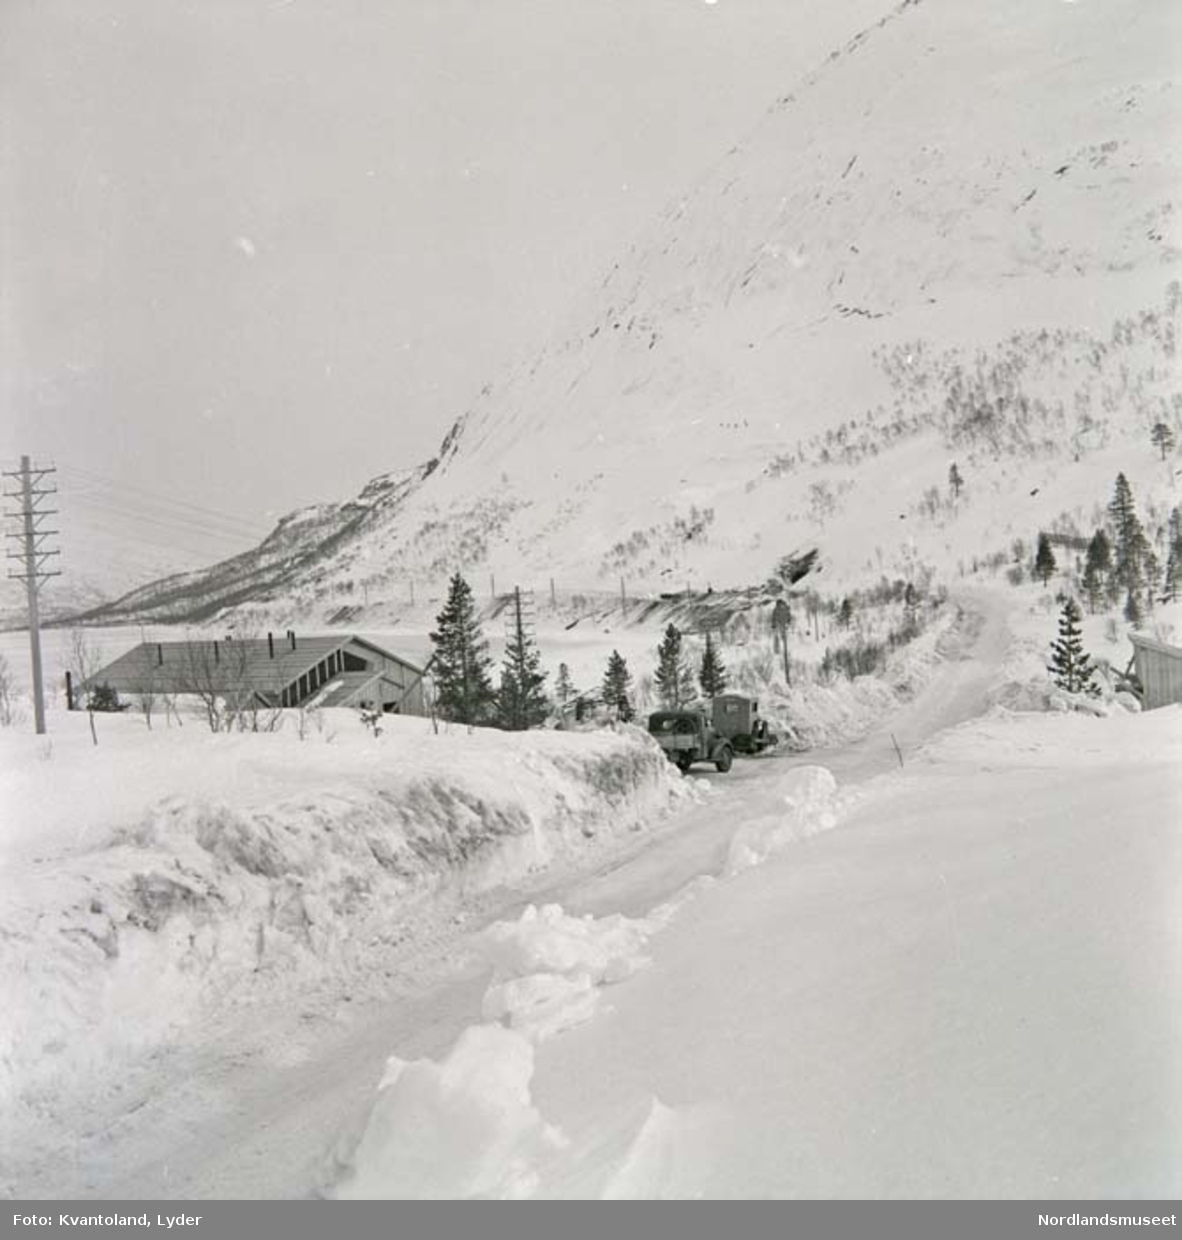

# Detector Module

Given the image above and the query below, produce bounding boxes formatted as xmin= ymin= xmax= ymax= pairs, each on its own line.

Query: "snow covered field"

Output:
xmin=3 ymin=591 xmax=1177 ymax=1199
xmin=333 ymin=706 xmax=1182 ymax=1199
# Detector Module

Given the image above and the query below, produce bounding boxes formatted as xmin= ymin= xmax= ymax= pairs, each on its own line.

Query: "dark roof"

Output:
xmin=315 ymin=672 xmax=384 ymax=708
xmin=87 ymin=635 xmax=421 ymax=696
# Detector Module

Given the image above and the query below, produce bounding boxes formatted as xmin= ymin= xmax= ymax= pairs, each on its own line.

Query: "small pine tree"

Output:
xmin=1081 ymin=528 xmax=1111 ymax=612
xmin=1150 ymin=421 xmax=1176 ymax=461
xmin=87 ymin=682 xmax=124 ymax=712
xmin=1162 ymin=507 xmax=1182 ymax=603
xmin=1162 ymin=542 xmax=1181 ymax=604
xmin=1107 ymin=473 xmax=1142 ymax=594
xmin=1136 ymin=530 xmax=1159 ymax=613
xmin=698 ymin=632 xmax=728 ymax=699
xmin=902 ymin=582 xmax=920 ymax=635
xmin=601 ymin=650 xmax=634 ymax=722
xmin=1048 ymin=598 xmax=1100 ymax=697
xmin=497 ymin=591 xmax=548 ymax=731
xmin=838 ymin=597 xmax=854 ymax=629
xmin=430 ymin=572 xmax=496 ymax=726
xmin=655 ymin=624 xmax=695 ymax=709
xmin=554 ymin=662 xmax=576 ymax=706
xmin=948 ymin=462 xmax=964 ymax=499
xmin=1034 ymin=532 xmax=1057 ymax=585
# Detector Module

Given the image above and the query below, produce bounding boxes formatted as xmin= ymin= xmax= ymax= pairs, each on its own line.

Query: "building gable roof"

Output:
xmin=87 ymin=634 xmax=422 ymax=696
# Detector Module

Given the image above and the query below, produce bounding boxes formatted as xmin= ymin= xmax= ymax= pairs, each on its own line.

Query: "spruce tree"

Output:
xmin=1135 ymin=529 xmax=1159 ymax=613
xmin=601 ymin=650 xmax=634 ymax=722
xmin=1163 ymin=542 xmax=1181 ymax=604
xmin=838 ymin=597 xmax=854 ymax=629
xmin=1034 ymin=532 xmax=1057 ymax=585
xmin=497 ymin=590 xmax=548 ymax=731
xmin=948 ymin=462 xmax=964 ymax=500
xmin=1082 ymin=529 xmax=1111 ymax=612
xmin=655 ymin=624 xmax=695 ymax=709
xmin=698 ymin=632 xmax=728 ymax=699
xmin=1108 ymin=473 xmax=1143 ymax=594
xmin=1048 ymin=598 xmax=1100 ymax=697
xmin=430 ymin=572 xmax=496 ymax=725
xmin=1162 ymin=507 xmax=1182 ymax=603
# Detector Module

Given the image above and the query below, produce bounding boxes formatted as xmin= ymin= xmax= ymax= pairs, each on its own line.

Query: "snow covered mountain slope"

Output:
xmin=84 ymin=0 xmax=1182 ymax=624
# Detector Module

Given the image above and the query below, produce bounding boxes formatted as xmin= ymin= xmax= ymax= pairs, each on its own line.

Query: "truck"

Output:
xmin=710 ymin=693 xmax=778 ymax=754
xmin=647 ymin=710 xmax=734 ymax=773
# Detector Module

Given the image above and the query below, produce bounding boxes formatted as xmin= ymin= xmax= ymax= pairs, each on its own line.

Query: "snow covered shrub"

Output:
xmin=0 ymin=653 xmax=15 ymax=726
xmin=87 ymin=682 xmax=126 ymax=712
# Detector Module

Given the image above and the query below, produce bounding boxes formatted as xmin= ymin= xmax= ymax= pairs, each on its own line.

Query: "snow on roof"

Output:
xmin=1129 ymin=632 xmax=1182 ymax=660
xmin=87 ymin=634 xmax=421 ymax=695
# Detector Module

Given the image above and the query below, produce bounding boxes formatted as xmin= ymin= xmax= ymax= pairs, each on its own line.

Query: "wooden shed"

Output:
xmin=1128 ymin=633 xmax=1182 ymax=710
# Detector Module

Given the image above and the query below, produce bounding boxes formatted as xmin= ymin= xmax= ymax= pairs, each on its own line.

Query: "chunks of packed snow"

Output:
xmin=724 ymin=766 xmax=840 ymax=876
xmin=331 ymin=1025 xmax=565 ymax=1199
xmin=479 ymin=903 xmax=657 ymax=1041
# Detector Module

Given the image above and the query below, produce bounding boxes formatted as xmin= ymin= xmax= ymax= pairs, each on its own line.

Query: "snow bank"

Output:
xmin=920 ymin=701 xmax=1182 ymax=770
xmin=479 ymin=903 xmax=657 ymax=1042
xmin=331 ymin=1025 xmax=566 ymax=1199
xmin=725 ymin=766 xmax=840 ymax=876
xmin=756 ymin=612 xmax=953 ymax=750
xmin=600 ymin=1098 xmax=694 ymax=1200
xmin=0 ymin=714 xmax=690 ymax=1114
xmin=333 ymin=876 xmax=718 ymax=1198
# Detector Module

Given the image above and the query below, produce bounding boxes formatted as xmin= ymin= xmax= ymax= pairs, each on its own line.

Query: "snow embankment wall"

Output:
xmin=0 ymin=715 xmax=691 ymax=1114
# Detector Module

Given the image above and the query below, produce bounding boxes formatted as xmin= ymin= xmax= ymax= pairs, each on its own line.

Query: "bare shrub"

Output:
xmin=0 ymin=654 xmax=16 ymax=727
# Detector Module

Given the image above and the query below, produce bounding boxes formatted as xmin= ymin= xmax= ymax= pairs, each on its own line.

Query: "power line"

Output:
xmin=56 ymin=463 xmax=276 ymax=538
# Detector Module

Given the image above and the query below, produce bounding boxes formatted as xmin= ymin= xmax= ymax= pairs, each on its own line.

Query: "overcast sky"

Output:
xmin=1 ymin=0 xmax=885 ymax=564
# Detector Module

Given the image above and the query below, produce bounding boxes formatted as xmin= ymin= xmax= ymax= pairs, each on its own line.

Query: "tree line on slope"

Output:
xmin=428 ymin=572 xmax=746 ymax=730
xmin=1029 ymin=474 xmax=1182 ymax=626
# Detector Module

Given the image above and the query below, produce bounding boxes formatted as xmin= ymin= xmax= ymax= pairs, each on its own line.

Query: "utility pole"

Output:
xmin=3 ymin=456 xmax=60 ymax=734
xmin=772 ymin=598 xmax=792 ymax=688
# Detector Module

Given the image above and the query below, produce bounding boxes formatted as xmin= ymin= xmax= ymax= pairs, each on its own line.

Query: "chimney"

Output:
xmin=157 ymin=643 xmax=164 ymax=666
xmin=268 ymin=632 xmax=275 ymax=659
xmin=289 ymin=630 xmax=296 ymax=651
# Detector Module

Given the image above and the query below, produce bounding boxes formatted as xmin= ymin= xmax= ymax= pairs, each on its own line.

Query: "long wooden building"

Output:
xmin=86 ymin=632 xmax=427 ymax=715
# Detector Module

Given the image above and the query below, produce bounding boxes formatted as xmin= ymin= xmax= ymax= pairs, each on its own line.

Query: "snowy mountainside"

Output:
xmin=76 ymin=463 xmax=436 ymax=625
xmin=83 ymin=0 xmax=1181 ymax=625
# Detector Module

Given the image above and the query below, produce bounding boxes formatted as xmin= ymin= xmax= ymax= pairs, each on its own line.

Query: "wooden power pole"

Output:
xmin=3 ymin=456 xmax=60 ymax=734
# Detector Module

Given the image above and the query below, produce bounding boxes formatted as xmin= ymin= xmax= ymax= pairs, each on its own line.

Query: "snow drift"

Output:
xmin=0 ymin=714 xmax=691 ymax=1115
xmin=725 ymin=766 xmax=842 ymax=876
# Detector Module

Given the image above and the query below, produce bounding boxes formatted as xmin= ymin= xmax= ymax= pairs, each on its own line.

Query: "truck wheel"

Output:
xmin=714 ymin=745 xmax=733 ymax=773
